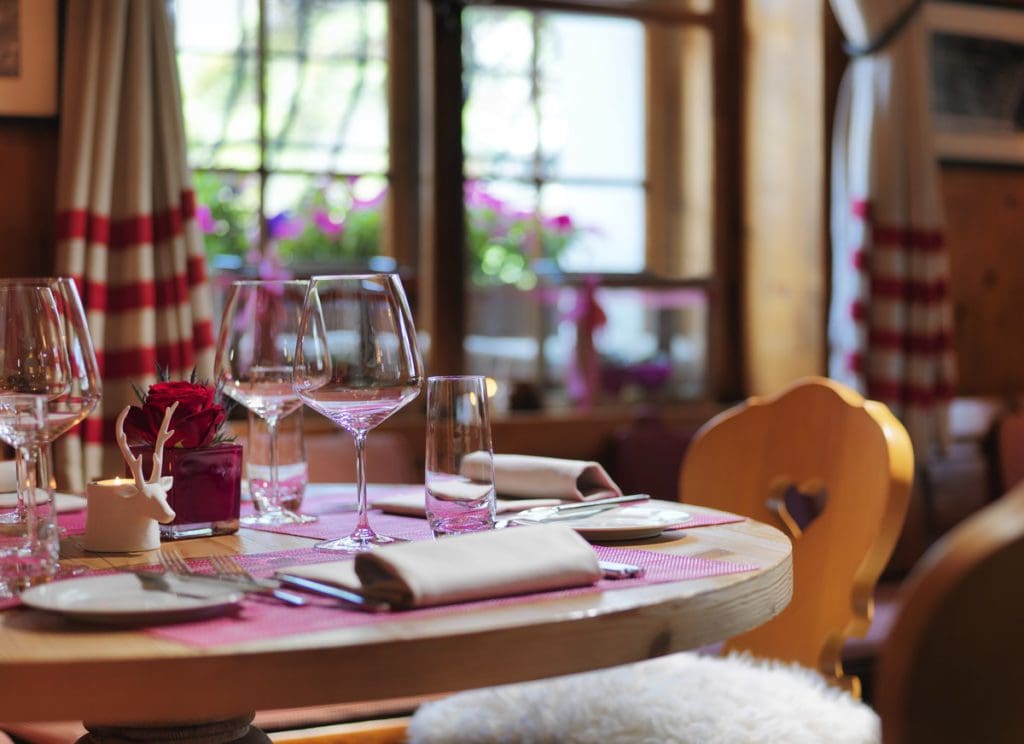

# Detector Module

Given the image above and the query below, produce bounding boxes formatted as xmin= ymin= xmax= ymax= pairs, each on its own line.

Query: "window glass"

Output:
xmin=173 ymin=0 xmax=388 ymax=280
xmin=174 ymin=0 xmax=260 ymax=170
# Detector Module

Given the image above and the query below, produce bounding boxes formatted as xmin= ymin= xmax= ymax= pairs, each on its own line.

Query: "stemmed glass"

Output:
xmin=0 ymin=278 xmax=101 ymax=508
xmin=0 ymin=283 xmax=71 ymax=593
xmin=215 ymin=279 xmax=317 ymax=525
xmin=293 ymin=274 xmax=424 ymax=552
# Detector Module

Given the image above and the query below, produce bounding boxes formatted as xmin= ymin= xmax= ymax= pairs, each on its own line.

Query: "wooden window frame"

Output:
xmin=398 ymin=0 xmax=742 ymax=399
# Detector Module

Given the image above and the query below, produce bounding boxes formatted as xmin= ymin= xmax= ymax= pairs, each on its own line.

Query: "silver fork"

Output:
xmin=207 ymin=554 xmax=308 ymax=607
xmin=158 ymin=550 xmax=307 ymax=606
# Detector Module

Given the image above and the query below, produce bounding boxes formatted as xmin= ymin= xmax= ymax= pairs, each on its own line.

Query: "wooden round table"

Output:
xmin=0 ymin=502 xmax=792 ymax=735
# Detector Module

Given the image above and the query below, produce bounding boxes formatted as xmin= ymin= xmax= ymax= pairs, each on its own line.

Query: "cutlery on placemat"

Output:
xmin=276 ymin=574 xmax=392 ymax=613
xmin=598 ymin=560 xmax=645 ymax=579
xmin=497 ymin=493 xmax=651 ymax=528
xmin=158 ymin=550 xmax=307 ymax=607
xmin=133 ymin=571 xmax=230 ymax=600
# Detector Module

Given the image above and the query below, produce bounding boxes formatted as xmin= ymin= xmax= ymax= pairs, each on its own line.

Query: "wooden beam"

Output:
xmin=418 ymin=0 xmax=466 ymax=376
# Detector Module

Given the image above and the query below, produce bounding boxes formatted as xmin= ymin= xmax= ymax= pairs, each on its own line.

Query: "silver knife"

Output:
xmin=276 ymin=574 xmax=391 ymax=613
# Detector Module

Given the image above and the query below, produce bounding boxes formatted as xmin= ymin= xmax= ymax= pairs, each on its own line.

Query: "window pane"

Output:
xmin=539 ymin=14 xmax=644 ymax=182
xmin=265 ymin=0 xmax=389 ymax=174
xmin=265 ymin=173 xmax=386 ymax=265
xmin=175 ymin=0 xmax=260 ymax=170
xmin=542 ymin=183 xmax=644 ymax=273
xmin=193 ymin=170 xmax=261 ymax=271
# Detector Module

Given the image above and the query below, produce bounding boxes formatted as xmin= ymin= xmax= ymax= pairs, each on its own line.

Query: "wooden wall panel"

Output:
xmin=943 ymin=165 xmax=1024 ymax=395
xmin=0 ymin=119 xmax=59 ymax=277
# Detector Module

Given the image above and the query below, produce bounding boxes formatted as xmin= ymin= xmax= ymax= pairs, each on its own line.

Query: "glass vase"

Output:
xmin=129 ymin=443 xmax=243 ymax=540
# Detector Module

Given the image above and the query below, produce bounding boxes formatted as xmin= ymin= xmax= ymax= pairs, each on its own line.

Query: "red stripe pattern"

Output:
xmin=843 ymin=198 xmax=957 ymax=425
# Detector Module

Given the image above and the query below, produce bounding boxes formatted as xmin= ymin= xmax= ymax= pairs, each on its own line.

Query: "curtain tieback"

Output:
xmin=844 ymin=0 xmax=924 ymax=57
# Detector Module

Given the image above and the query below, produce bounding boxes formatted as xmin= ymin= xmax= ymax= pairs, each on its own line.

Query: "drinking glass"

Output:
xmin=425 ymin=375 xmax=496 ymax=537
xmin=247 ymin=408 xmax=307 ymax=514
xmin=0 ymin=284 xmax=71 ymax=595
xmin=215 ymin=279 xmax=316 ymax=525
xmin=293 ymin=274 xmax=424 ymax=552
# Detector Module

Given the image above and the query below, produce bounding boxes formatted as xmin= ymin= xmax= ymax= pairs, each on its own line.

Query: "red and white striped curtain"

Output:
xmin=828 ymin=0 xmax=957 ymax=458
xmin=54 ymin=0 xmax=215 ymax=487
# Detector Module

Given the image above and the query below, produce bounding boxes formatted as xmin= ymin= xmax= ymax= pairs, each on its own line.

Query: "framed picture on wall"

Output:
xmin=0 ymin=0 xmax=57 ymax=117
xmin=928 ymin=1 xmax=1024 ymax=164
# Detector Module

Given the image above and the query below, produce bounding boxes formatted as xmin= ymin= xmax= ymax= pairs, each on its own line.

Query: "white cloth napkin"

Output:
xmin=372 ymin=491 xmax=563 ymax=517
xmin=276 ymin=524 xmax=601 ymax=609
xmin=461 ymin=453 xmax=623 ymax=502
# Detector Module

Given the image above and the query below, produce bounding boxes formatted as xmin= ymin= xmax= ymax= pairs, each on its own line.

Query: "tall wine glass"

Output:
xmin=215 ymin=279 xmax=316 ymax=525
xmin=0 ymin=284 xmax=70 ymax=594
xmin=0 ymin=278 xmax=102 ymax=514
xmin=294 ymin=274 xmax=424 ymax=552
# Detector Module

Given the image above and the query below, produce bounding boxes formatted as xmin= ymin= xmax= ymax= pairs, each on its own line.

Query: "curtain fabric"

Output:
xmin=829 ymin=0 xmax=956 ymax=458
xmin=54 ymin=0 xmax=215 ymax=487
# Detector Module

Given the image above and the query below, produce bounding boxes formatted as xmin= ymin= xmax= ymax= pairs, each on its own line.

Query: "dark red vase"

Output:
xmin=129 ymin=443 xmax=243 ymax=540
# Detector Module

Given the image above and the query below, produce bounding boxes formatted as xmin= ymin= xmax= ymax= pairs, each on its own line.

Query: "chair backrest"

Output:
xmin=876 ymin=484 xmax=1024 ymax=744
xmin=678 ymin=376 xmax=914 ymax=695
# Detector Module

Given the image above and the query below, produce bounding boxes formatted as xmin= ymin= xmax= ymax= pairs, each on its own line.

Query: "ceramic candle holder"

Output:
xmin=83 ymin=477 xmax=170 ymax=553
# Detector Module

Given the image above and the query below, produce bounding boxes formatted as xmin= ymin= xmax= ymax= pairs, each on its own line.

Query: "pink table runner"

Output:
xmin=146 ymin=545 xmax=758 ymax=649
xmin=243 ymin=484 xmax=745 ymax=541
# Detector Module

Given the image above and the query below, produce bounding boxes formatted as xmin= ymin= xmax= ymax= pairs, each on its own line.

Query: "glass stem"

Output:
xmin=354 ymin=431 xmax=371 ymax=532
xmin=267 ymin=417 xmax=281 ymax=512
xmin=38 ymin=441 xmax=55 ymax=504
xmin=16 ymin=444 xmax=38 ymax=524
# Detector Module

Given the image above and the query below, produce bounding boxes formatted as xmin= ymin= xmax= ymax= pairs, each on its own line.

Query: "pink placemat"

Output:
xmin=59 ymin=510 xmax=87 ymax=536
xmin=146 ymin=545 xmax=758 ymax=649
xmin=244 ymin=485 xmax=745 ymax=540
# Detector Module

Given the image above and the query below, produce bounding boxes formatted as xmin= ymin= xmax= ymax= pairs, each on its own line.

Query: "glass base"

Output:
xmin=315 ymin=528 xmax=406 ymax=553
xmin=241 ymin=509 xmax=318 ymax=526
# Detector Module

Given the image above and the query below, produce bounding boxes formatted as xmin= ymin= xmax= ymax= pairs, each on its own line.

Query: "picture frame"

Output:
xmin=0 ymin=0 xmax=57 ymax=117
xmin=928 ymin=2 xmax=1024 ymax=164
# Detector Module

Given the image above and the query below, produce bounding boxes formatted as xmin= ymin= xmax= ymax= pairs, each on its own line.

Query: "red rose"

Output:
xmin=123 ymin=381 xmax=226 ymax=449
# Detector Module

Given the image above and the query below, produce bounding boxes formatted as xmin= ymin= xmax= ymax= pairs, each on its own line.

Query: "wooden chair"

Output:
xmin=279 ymin=377 xmax=914 ymax=742
xmin=875 ymin=482 xmax=1024 ymax=744
xmin=679 ymin=375 xmax=915 ymax=695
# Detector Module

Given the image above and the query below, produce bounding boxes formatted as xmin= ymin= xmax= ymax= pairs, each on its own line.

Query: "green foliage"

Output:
xmin=193 ymin=172 xmax=582 ymax=286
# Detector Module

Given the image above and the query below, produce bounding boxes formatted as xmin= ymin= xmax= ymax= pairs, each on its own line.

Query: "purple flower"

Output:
xmin=543 ymin=214 xmax=574 ymax=233
xmin=313 ymin=208 xmax=345 ymax=237
xmin=266 ymin=212 xmax=304 ymax=240
xmin=465 ymin=181 xmax=508 ymax=212
xmin=195 ymin=204 xmax=217 ymax=234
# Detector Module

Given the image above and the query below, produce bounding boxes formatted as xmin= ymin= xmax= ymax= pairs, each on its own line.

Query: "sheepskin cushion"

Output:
xmin=407 ymin=652 xmax=880 ymax=744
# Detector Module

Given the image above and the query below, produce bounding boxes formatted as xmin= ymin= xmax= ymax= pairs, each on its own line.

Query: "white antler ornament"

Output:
xmin=115 ymin=402 xmax=178 ymax=524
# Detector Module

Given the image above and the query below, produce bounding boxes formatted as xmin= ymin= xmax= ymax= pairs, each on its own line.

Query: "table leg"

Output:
xmin=75 ymin=713 xmax=270 ymax=743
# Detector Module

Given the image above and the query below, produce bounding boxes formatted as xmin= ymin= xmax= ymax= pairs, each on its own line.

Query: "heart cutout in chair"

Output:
xmin=767 ymin=481 xmax=828 ymax=539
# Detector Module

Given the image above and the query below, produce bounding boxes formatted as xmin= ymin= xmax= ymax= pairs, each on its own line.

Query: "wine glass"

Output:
xmin=215 ymin=279 xmax=317 ymax=525
xmin=0 ymin=283 xmax=70 ymax=594
xmin=293 ymin=274 xmax=424 ymax=552
xmin=0 ymin=278 xmax=102 ymax=518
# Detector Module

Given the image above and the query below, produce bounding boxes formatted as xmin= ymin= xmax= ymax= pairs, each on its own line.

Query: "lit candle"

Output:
xmin=83 ymin=477 xmax=163 ymax=553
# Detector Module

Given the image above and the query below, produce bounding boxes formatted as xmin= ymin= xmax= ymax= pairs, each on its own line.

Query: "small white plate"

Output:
xmin=0 ymin=491 xmax=88 ymax=513
xmin=20 ymin=573 xmax=245 ymax=626
xmin=514 ymin=502 xmax=692 ymax=541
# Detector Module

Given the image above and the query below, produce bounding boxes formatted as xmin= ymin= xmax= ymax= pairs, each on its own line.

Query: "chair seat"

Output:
xmin=407 ymin=652 xmax=880 ymax=744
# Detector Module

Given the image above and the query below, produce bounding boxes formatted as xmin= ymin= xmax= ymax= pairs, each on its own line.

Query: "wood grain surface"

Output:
xmin=0 ymin=504 xmax=791 ymax=725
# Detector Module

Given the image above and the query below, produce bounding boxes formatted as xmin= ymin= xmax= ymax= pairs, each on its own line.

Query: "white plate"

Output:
xmin=514 ymin=502 xmax=692 ymax=541
xmin=0 ymin=491 xmax=87 ymax=513
xmin=20 ymin=573 xmax=245 ymax=626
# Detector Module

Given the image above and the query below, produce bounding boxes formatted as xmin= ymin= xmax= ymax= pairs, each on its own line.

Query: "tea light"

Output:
xmin=83 ymin=477 xmax=166 ymax=553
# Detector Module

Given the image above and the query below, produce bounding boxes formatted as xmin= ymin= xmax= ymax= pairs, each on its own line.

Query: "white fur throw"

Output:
xmin=407 ymin=652 xmax=880 ymax=744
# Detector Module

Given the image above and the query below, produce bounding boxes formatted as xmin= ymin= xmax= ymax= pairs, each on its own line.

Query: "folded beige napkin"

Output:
xmin=277 ymin=524 xmax=601 ymax=609
xmin=372 ymin=491 xmax=563 ymax=517
xmin=461 ymin=453 xmax=623 ymax=502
